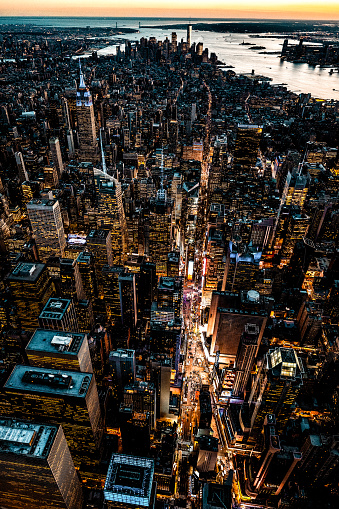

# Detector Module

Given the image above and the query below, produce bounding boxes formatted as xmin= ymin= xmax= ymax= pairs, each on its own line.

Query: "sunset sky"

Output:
xmin=1 ymin=1 xmax=339 ymax=20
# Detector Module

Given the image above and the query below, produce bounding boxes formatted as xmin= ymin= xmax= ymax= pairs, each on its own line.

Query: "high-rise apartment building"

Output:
xmin=27 ymin=198 xmax=66 ymax=262
xmin=0 ymin=417 xmax=83 ymax=509
xmin=6 ymin=262 xmax=55 ymax=331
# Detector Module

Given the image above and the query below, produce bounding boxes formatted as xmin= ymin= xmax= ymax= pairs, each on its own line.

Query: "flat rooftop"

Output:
xmin=26 ymin=329 xmax=86 ymax=356
xmin=0 ymin=417 xmax=58 ymax=459
xmin=5 ymin=365 xmax=92 ymax=398
xmin=7 ymin=262 xmax=45 ymax=283
xmin=104 ymin=454 xmax=154 ymax=507
xmin=39 ymin=298 xmax=72 ymax=320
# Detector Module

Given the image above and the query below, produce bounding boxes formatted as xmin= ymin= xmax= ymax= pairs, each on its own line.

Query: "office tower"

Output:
xmin=104 ymin=454 xmax=156 ymax=509
xmin=1 ymin=365 xmax=103 ymax=471
xmin=233 ymin=124 xmax=263 ymax=170
xmin=180 ymin=182 xmax=200 ymax=278
xmin=140 ymin=261 xmax=157 ymax=318
xmin=6 ymin=262 xmax=54 ymax=331
xmin=299 ymin=435 xmax=339 ymax=487
xmin=252 ymin=414 xmax=282 ymax=491
xmin=197 ymin=436 xmax=219 ymax=472
xmin=103 ymin=265 xmax=125 ymax=321
xmin=109 ymin=349 xmax=135 ymax=394
xmin=60 ymin=258 xmax=85 ymax=301
xmin=167 ymin=250 xmax=180 ymax=277
xmin=204 ymin=228 xmax=225 ymax=302
xmin=233 ymin=324 xmax=260 ymax=398
xmin=199 ymin=387 xmax=212 ymax=430
xmin=223 ymin=241 xmax=261 ymax=293
xmin=76 ymin=64 xmax=98 ymax=163
xmin=250 ymin=218 xmax=274 ymax=249
xmin=283 ymin=169 xmax=309 ymax=208
xmin=27 ymin=198 xmax=66 ymax=262
xmin=49 ymin=137 xmax=64 ymax=177
xmin=148 ymin=192 xmax=173 ymax=277
xmin=26 ymin=328 xmax=93 ymax=373
xmin=280 ymin=212 xmax=310 ymax=266
xmin=171 ymin=32 xmax=177 ymax=52
xmin=14 ymin=151 xmax=28 ymax=182
xmin=77 ymin=251 xmax=97 ymax=302
xmin=249 ymin=347 xmax=304 ymax=439
xmin=119 ymin=404 xmax=151 ymax=455
xmin=96 ymin=174 xmax=128 ymax=264
xmin=86 ymin=229 xmax=113 ymax=295
xmin=76 ymin=299 xmax=94 ymax=334
xmin=0 ymin=417 xmax=83 ymax=509
xmin=123 ymin=381 xmax=156 ymax=429
xmin=44 ymin=165 xmax=59 ymax=188
xmin=207 ymin=290 xmax=272 ymax=363
xmin=151 ymin=355 xmax=172 ymax=418
xmin=157 ymin=276 xmax=183 ymax=319
xmin=119 ymin=273 xmax=137 ymax=328
xmin=202 ymin=475 xmax=233 ymax=509
xmin=39 ymin=298 xmax=78 ymax=332
xmin=187 ymin=23 xmax=192 ymax=48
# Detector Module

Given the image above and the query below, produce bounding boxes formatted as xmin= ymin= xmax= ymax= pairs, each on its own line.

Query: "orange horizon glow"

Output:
xmin=1 ymin=2 xmax=339 ymax=21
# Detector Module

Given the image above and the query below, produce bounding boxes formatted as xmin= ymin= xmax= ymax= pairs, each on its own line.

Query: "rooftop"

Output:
xmin=104 ymin=454 xmax=154 ymax=507
xmin=5 ymin=365 xmax=92 ymax=398
xmin=39 ymin=298 xmax=72 ymax=320
xmin=7 ymin=262 xmax=45 ymax=282
xmin=26 ymin=329 xmax=86 ymax=356
xmin=0 ymin=417 xmax=58 ymax=459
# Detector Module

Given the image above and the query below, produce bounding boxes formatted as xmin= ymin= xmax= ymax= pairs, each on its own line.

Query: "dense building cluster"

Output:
xmin=0 ymin=22 xmax=339 ymax=509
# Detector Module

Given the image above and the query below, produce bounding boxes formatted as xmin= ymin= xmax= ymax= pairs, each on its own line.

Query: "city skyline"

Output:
xmin=1 ymin=1 xmax=339 ymax=20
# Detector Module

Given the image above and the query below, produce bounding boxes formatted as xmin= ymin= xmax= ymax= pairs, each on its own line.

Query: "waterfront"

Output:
xmin=1 ymin=16 xmax=339 ymax=99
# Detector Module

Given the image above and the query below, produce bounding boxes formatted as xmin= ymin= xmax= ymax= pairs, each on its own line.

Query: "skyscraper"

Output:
xmin=76 ymin=62 xmax=98 ymax=163
xmin=27 ymin=198 xmax=66 ymax=262
xmin=26 ymin=328 xmax=93 ymax=373
xmin=148 ymin=192 xmax=173 ymax=277
xmin=104 ymin=454 xmax=156 ymax=509
xmin=0 ymin=417 xmax=83 ymax=509
xmin=39 ymin=298 xmax=78 ymax=332
xmin=49 ymin=137 xmax=64 ymax=177
xmin=187 ymin=24 xmax=192 ymax=49
xmin=232 ymin=323 xmax=260 ymax=398
xmin=96 ymin=173 xmax=128 ymax=264
xmin=6 ymin=262 xmax=55 ymax=331
xmin=233 ymin=124 xmax=263 ymax=171
xmin=0 ymin=365 xmax=103 ymax=472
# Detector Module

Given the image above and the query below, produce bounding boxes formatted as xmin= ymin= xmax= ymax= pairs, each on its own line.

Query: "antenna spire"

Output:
xmin=79 ymin=58 xmax=86 ymax=89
